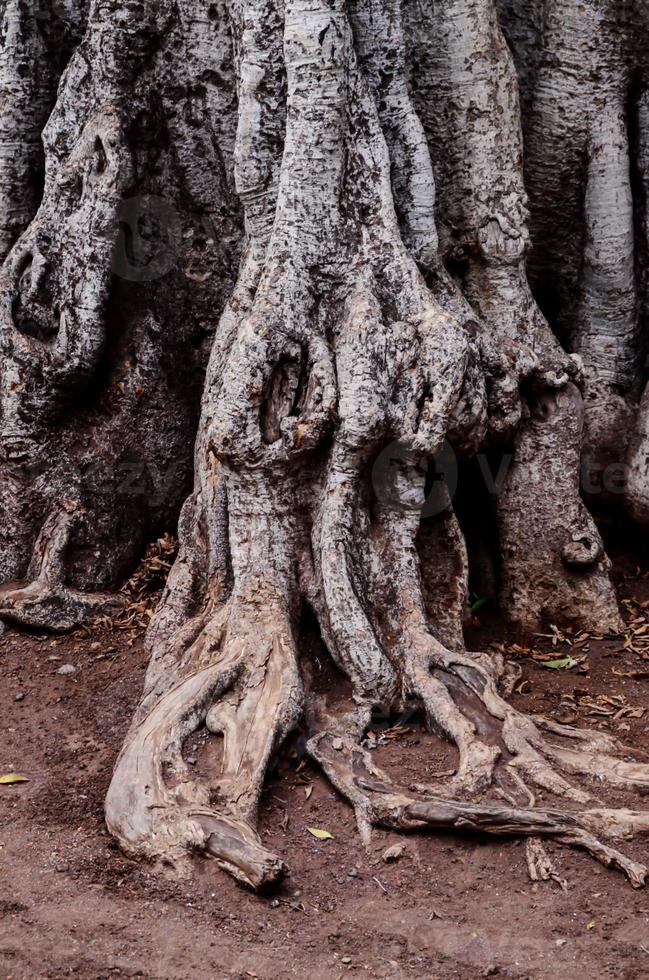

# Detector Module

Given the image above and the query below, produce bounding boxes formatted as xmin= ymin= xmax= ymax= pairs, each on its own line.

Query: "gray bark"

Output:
xmin=0 ymin=0 xmax=88 ymax=259
xmin=0 ymin=0 xmax=240 ymax=628
xmin=1 ymin=0 xmax=648 ymax=889
xmin=499 ymin=0 xmax=649 ymax=514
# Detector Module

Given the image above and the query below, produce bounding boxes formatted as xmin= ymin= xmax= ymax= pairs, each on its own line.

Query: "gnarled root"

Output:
xmin=105 ymin=0 xmax=643 ymax=895
xmin=109 ymin=561 xmax=649 ymax=893
xmin=0 ymin=502 xmax=122 ymax=631
xmin=106 ymin=581 xmax=302 ymax=888
xmin=307 ymin=483 xmax=649 ymax=886
xmin=307 ymin=724 xmax=649 ymax=889
xmin=307 ymin=457 xmax=649 ymax=888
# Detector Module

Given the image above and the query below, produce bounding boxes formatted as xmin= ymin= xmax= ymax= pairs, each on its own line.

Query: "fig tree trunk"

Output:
xmin=3 ymin=0 xmax=649 ymax=889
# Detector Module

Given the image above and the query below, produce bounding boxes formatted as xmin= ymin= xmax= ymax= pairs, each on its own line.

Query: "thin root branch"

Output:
xmin=307 ymin=726 xmax=649 ymax=889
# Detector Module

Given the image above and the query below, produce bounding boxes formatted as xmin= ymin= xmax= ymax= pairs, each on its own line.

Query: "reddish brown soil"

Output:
xmin=3 ymin=559 xmax=649 ymax=979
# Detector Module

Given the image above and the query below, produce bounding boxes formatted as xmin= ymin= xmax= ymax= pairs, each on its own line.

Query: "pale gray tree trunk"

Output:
xmin=2 ymin=0 xmax=649 ymax=889
xmin=0 ymin=0 xmax=88 ymax=260
xmin=499 ymin=0 xmax=649 ymax=517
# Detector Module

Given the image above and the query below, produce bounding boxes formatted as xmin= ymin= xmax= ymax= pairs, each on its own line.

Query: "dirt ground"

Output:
xmin=3 ymin=542 xmax=649 ymax=979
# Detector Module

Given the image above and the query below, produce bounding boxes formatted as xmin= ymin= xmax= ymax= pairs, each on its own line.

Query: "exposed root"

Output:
xmin=0 ymin=502 xmax=122 ymax=631
xmin=106 ymin=591 xmax=302 ymax=889
xmin=0 ymin=582 xmax=121 ymax=633
xmin=114 ymin=623 xmax=649 ymax=892
xmin=306 ymin=722 xmax=649 ymax=890
xmin=108 ymin=448 xmax=649 ymax=893
xmin=303 ymin=444 xmax=649 ymax=889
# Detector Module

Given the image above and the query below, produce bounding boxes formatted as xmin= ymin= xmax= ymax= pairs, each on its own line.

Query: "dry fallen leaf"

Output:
xmin=382 ymin=842 xmax=407 ymax=863
xmin=613 ymin=667 xmax=649 ymax=680
xmin=0 ymin=773 xmax=29 ymax=785
xmin=304 ymin=785 xmax=313 ymax=800
xmin=307 ymin=827 xmax=334 ymax=841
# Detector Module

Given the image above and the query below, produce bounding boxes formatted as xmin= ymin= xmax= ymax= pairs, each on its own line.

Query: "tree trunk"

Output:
xmin=2 ymin=0 xmax=649 ymax=888
xmin=0 ymin=0 xmax=240 ymax=628
xmin=498 ymin=0 xmax=649 ymax=514
xmin=0 ymin=0 xmax=88 ymax=260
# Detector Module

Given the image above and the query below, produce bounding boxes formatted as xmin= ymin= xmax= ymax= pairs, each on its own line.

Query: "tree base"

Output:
xmin=103 ymin=0 xmax=645 ymax=892
xmin=106 ymin=604 xmax=649 ymax=891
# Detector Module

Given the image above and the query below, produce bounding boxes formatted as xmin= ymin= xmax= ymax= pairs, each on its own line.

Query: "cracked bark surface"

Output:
xmin=103 ymin=0 xmax=649 ymax=888
xmin=2 ymin=0 xmax=649 ymax=890
xmin=0 ymin=0 xmax=89 ymax=260
xmin=0 ymin=0 xmax=240 ymax=629
xmin=498 ymin=0 xmax=649 ymax=514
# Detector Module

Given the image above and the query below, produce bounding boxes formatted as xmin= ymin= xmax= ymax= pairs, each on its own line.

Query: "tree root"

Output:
xmin=108 ymin=603 xmax=649 ymax=892
xmin=109 ymin=462 xmax=649 ymax=893
xmin=105 ymin=658 xmax=288 ymax=889
xmin=106 ymin=612 xmax=302 ymax=888
xmin=104 ymin=0 xmax=648 ymax=895
xmin=107 ymin=472 xmax=305 ymax=889
xmin=0 ymin=581 xmax=121 ymax=633
xmin=307 ymin=707 xmax=649 ymax=890
xmin=0 ymin=502 xmax=122 ymax=631
xmin=311 ymin=477 xmax=649 ymax=889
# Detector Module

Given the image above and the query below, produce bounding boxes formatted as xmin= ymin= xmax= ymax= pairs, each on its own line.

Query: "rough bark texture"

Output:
xmin=2 ymin=0 xmax=649 ymax=889
xmin=0 ymin=0 xmax=240 ymax=628
xmin=0 ymin=0 xmax=89 ymax=260
xmin=498 ymin=0 xmax=649 ymax=514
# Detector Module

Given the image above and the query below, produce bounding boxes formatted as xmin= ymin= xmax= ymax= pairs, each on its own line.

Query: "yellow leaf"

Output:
xmin=587 ymin=920 xmax=596 ymax=930
xmin=307 ymin=827 xmax=334 ymax=840
xmin=0 ymin=773 xmax=29 ymax=784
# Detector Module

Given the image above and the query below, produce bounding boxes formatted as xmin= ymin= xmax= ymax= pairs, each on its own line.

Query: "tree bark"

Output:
xmin=0 ymin=0 xmax=88 ymax=260
xmin=0 ymin=0 xmax=241 ymax=628
xmin=499 ymin=0 xmax=649 ymax=514
xmin=2 ymin=0 xmax=649 ymax=888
